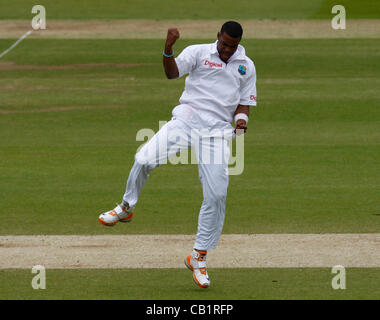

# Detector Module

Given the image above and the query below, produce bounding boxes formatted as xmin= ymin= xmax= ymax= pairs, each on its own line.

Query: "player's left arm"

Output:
xmin=235 ymin=60 xmax=257 ymax=134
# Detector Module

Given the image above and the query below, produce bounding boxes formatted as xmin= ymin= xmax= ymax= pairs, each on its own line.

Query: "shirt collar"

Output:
xmin=210 ymin=40 xmax=219 ymax=55
xmin=210 ymin=40 xmax=246 ymax=63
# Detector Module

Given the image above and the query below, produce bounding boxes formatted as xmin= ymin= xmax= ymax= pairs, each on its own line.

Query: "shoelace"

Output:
xmin=195 ymin=252 xmax=207 ymax=275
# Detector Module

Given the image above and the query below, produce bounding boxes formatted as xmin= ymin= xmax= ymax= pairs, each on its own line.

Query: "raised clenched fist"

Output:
xmin=166 ymin=28 xmax=180 ymax=48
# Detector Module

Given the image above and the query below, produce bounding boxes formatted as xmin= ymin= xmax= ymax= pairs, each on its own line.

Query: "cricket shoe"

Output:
xmin=184 ymin=249 xmax=210 ymax=288
xmin=98 ymin=203 xmax=134 ymax=226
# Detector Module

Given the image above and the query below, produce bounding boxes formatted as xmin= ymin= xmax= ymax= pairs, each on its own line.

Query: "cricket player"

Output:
xmin=98 ymin=21 xmax=257 ymax=288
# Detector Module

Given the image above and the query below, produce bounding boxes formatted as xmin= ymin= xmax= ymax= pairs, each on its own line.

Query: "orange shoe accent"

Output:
xmin=98 ymin=217 xmax=117 ymax=226
xmin=192 ymin=273 xmax=209 ymax=289
xmin=185 ymin=254 xmax=193 ymax=271
xmin=199 ymin=267 xmax=207 ymax=275
xmin=185 ymin=254 xmax=209 ymax=288
xmin=108 ymin=210 xmax=118 ymax=216
xmin=119 ymin=212 xmax=134 ymax=223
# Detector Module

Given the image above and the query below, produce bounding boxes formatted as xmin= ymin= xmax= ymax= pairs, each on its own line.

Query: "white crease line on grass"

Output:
xmin=0 ymin=30 xmax=33 ymax=59
xmin=0 ymin=234 xmax=379 ymax=269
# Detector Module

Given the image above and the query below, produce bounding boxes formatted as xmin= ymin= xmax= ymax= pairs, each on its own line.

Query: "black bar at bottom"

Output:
xmin=2 ymin=300 xmax=379 ymax=318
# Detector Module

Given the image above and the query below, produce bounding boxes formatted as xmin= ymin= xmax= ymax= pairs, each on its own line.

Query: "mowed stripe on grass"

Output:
xmin=0 ymin=19 xmax=379 ymax=39
xmin=1 ymin=234 xmax=379 ymax=269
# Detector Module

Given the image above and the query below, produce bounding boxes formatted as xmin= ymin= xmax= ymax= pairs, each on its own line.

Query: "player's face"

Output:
xmin=217 ymin=32 xmax=241 ymax=63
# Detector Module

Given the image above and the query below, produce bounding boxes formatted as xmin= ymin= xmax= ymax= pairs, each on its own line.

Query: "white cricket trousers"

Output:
xmin=122 ymin=117 xmax=231 ymax=251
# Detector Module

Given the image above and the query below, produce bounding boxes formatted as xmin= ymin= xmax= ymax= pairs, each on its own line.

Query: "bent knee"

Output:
xmin=134 ymin=153 xmax=158 ymax=171
xmin=203 ymin=187 xmax=227 ymax=205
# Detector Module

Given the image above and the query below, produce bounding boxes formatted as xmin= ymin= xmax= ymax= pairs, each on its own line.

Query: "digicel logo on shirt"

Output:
xmin=204 ymin=60 xmax=223 ymax=68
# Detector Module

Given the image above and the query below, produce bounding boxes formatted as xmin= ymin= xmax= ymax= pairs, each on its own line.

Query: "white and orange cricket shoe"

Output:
xmin=184 ymin=249 xmax=210 ymax=288
xmin=98 ymin=203 xmax=134 ymax=226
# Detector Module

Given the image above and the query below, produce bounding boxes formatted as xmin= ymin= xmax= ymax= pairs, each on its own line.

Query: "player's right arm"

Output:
xmin=163 ymin=28 xmax=180 ymax=79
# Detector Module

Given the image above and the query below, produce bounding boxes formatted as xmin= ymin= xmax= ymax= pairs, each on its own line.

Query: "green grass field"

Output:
xmin=1 ymin=268 xmax=380 ymax=300
xmin=0 ymin=0 xmax=379 ymax=300
xmin=1 ymin=38 xmax=379 ymax=235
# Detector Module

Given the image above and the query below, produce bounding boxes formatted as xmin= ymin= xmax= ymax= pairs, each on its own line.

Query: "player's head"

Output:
xmin=217 ymin=21 xmax=243 ymax=63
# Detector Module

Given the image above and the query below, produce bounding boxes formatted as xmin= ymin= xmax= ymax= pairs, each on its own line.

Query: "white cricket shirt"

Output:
xmin=173 ymin=40 xmax=257 ymax=128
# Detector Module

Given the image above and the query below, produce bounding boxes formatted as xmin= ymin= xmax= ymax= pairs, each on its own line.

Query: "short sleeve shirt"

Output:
xmin=174 ymin=41 xmax=257 ymax=124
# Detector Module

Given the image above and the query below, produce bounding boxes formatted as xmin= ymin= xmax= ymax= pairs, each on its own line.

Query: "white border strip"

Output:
xmin=0 ymin=30 xmax=33 ymax=59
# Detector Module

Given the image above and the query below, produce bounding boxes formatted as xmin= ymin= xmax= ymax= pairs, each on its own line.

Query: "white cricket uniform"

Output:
xmin=123 ymin=40 xmax=257 ymax=250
